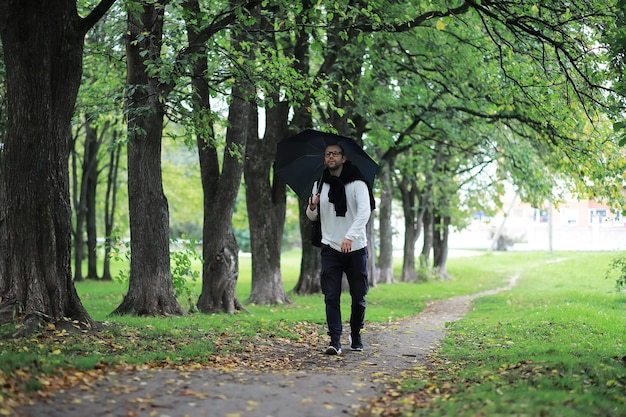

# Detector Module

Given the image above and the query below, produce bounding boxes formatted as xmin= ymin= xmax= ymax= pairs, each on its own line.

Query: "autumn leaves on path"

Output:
xmin=17 ymin=278 xmax=518 ymax=417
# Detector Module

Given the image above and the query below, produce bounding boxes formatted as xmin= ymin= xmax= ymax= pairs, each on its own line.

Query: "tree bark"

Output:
xmin=432 ymin=212 xmax=451 ymax=280
xmin=71 ymin=117 xmax=100 ymax=282
xmin=196 ymin=85 xmax=249 ymax=313
xmin=182 ymin=0 xmax=246 ymax=314
xmin=377 ymin=159 xmax=394 ymax=283
xmin=293 ymin=201 xmax=322 ymax=295
xmin=244 ymin=6 xmax=291 ymax=305
xmin=85 ymin=120 xmax=101 ymax=279
xmin=102 ymin=136 xmax=121 ymax=282
xmin=420 ymin=206 xmax=433 ymax=272
xmin=0 ymin=0 xmax=115 ymax=333
xmin=112 ymin=1 xmax=184 ymax=316
xmin=398 ymin=176 xmax=423 ymax=282
xmin=245 ymin=101 xmax=291 ymax=305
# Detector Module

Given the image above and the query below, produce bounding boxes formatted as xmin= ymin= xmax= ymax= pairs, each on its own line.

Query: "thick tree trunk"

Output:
xmin=244 ymin=7 xmax=290 ymax=305
xmin=287 ymin=0 xmax=323 ymax=295
xmin=182 ymin=0 xmax=246 ymax=314
xmin=293 ymin=203 xmax=322 ymax=295
xmin=377 ymin=160 xmax=394 ymax=284
xmin=112 ymin=2 xmax=184 ymax=316
xmin=196 ymin=87 xmax=249 ymax=313
xmin=0 ymin=1 xmax=105 ymax=333
xmin=245 ymin=101 xmax=291 ymax=305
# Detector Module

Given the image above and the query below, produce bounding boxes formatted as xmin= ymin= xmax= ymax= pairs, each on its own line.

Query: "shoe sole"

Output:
xmin=325 ymin=346 xmax=341 ymax=355
xmin=350 ymin=347 xmax=363 ymax=352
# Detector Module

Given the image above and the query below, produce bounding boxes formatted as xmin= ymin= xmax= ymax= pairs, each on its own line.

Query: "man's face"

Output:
xmin=324 ymin=145 xmax=345 ymax=170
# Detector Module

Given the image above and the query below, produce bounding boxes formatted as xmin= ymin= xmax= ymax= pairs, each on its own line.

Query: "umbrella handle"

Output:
xmin=315 ymin=174 xmax=323 ymax=195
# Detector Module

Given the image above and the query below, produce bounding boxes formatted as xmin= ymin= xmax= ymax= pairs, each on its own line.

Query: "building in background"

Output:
xmin=449 ymin=192 xmax=625 ymax=252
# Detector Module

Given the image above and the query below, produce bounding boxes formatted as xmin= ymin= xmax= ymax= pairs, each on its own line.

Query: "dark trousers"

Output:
xmin=320 ymin=245 xmax=369 ymax=346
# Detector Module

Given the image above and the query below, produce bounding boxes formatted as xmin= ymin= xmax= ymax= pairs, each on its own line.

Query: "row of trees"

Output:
xmin=1 ymin=0 xmax=624 ymax=335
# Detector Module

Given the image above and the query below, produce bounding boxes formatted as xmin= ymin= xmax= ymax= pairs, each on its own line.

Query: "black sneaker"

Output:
xmin=325 ymin=345 xmax=342 ymax=355
xmin=349 ymin=333 xmax=363 ymax=351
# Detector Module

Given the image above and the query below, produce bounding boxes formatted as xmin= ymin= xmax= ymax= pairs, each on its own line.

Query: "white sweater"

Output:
xmin=306 ymin=180 xmax=371 ymax=252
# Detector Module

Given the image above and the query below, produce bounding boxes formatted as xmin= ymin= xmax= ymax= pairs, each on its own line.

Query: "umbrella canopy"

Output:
xmin=275 ymin=129 xmax=378 ymax=198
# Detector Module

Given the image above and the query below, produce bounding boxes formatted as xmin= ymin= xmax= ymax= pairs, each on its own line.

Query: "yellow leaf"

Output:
xmin=532 ymin=5 xmax=539 ymax=13
xmin=436 ymin=20 xmax=445 ymax=31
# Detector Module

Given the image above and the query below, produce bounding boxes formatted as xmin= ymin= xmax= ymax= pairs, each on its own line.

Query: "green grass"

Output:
xmin=398 ymin=251 xmax=625 ymax=417
xmin=0 ymin=249 xmax=508 ymax=382
xmin=0 ymin=250 xmax=624 ymax=417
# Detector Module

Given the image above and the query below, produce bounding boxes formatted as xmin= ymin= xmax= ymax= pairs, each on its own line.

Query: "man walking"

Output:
xmin=306 ymin=143 xmax=373 ymax=355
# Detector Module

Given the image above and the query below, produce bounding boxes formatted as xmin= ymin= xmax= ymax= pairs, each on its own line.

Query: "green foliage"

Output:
xmin=602 ymin=0 xmax=626 ymax=143
xmin=103 ymin=229 xmax=203 ymax=310
xmin=170 ymin=236 xmax=202 ymax=312
xmin=103 ymin=227 xmax=131 ymax=285
xmin=605 ymin=253 xmax=626 ymax=291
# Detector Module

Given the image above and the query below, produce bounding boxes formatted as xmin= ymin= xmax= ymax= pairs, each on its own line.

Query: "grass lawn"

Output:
xmin=390 ymin=251 xmax=625 ymax=417
xmin=0 ymin=250 xmax=624 ymax=416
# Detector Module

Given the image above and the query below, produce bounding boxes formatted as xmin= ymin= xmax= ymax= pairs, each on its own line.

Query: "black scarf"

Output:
xmin=322 ymin=160 xmax=376 ymax=217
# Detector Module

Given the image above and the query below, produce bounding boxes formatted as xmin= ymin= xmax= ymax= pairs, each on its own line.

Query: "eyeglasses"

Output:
xmin=324 ymin=151 xmax=343 ymax=157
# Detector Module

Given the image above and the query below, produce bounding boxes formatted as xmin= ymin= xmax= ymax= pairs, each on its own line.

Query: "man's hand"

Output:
xmin=341 ymin=238 xmax=353 ymax=253
xmin=309 ymin=193 xmax=320 ymax=210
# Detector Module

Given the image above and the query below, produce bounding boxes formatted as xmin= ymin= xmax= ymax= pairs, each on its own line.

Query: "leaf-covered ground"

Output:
xmin=4 ymin=290 xmax=492 ymax=417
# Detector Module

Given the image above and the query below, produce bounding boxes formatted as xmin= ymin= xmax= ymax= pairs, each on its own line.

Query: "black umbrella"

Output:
xmin=275 ymin=129 xmax=378 ymax=198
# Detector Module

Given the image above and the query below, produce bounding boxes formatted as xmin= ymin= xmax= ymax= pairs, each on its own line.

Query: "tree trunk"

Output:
xmin=245 ymin=100 xmax=291 ymax=305
xmin=196 ymin=86 xmax=249 ymax=313
xmin=102 ymin=137 xmax=121 ymax=282
xmin=182 ymin=0 xmax=246 ymax=314
xmin=112 ymin=2 xmax=184 ymax=316
xmin=420 ymin=206 xmax=433 ymax=270
xmin=432 ymin=212 xmax=451 ymax=280
xmin=0 ymin=0 xmax=114 ymax=333
xmin=244 ymin=6 xmax=290 ymax=305
xmin=85 ymin=120 xmax=100 ymax=279
xmin=286 ymin=0 xmax=323 ymax=295
xmin=72 ymin=135 xmax=87 ymax=283
xmin=71 ymin=117 xmax=99 ymax=282
xmin=377 ymin=160 xmax=394 ymax=283
xmin=293 ymin=202 xmax=322 ymax=295
xmin=398 ymin=177 xmax=422 ymax=282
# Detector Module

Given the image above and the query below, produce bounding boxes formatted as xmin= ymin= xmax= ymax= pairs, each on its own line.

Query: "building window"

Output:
xmin=534 ymin=209 xmax=549 ymax=223
xmin=589 ymin=209 xmax=607 ymax=224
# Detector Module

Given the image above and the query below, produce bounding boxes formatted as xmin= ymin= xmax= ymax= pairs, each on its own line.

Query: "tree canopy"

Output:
xmin=0 ymin=0 xmax=624 ymax=331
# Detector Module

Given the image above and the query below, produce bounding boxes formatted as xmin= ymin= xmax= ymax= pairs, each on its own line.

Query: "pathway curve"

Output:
xmin=17 ymin=276 xmax=518 ymax=417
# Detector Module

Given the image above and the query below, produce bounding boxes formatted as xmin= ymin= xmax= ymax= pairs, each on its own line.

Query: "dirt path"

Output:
xmin=17 ymin=276 xmax=518 ymax=417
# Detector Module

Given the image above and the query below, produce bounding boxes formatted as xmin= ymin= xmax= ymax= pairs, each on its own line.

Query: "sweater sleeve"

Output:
xmin=305 ymin=181 xmax=319 ymax=221
xmin=344 ymin=181 xmax=371 ymax=242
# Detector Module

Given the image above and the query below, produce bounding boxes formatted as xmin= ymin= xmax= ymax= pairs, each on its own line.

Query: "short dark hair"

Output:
xmin=326 ymin=143 xmax=345 ymax=154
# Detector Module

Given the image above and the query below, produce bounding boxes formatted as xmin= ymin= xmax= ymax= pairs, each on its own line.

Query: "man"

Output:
xmin=306 ymin=143 xmax=373 ymax=355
